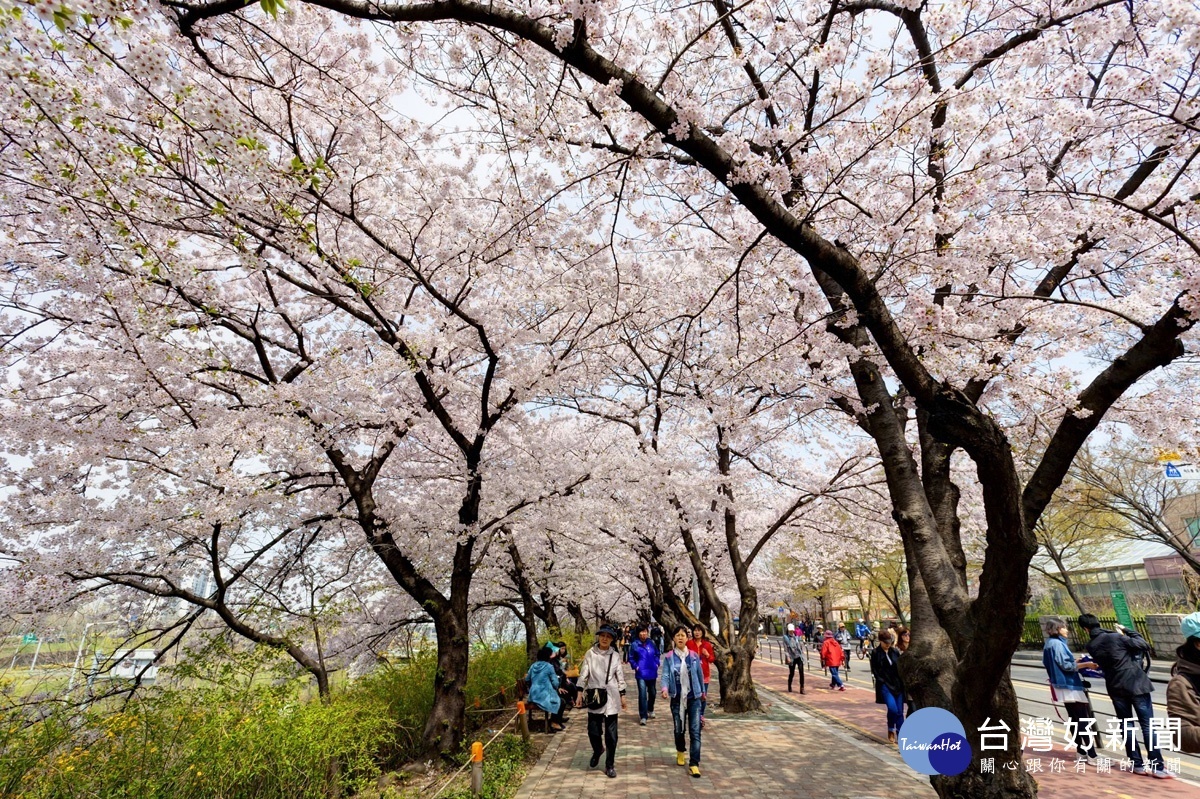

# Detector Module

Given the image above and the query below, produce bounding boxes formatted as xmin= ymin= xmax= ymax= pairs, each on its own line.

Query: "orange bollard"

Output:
xmin=516 ymin=701 xmax=530 ymax=742
xmin=471 ymin=741 xmax=484 ymax=795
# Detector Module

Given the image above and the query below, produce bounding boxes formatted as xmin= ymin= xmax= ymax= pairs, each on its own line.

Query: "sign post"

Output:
xmin=1111 ymin=590 xmax=1135 ymax=630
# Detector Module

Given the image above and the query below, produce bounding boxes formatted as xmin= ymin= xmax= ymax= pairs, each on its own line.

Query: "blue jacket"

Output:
xmin=660 ymin=649 xmax=705 ymax=700
xmin=630 ymin=638 xmax=661 ymax=680
xmin=855 ymin=623 xmax=870 ymax=639
xmin=1042 ymin=636 xmax=1084 ymax=692
xmin=526 ymin=661 xmax=561 ymax=714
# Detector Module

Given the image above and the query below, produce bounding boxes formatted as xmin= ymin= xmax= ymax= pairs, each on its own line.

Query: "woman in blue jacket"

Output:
xmin=527 ymin=644 xmax=563 ymax=732
xmin=661 ymin=625 xmax=705 ymax=778
xmin=1042 ymin=616 xmax=1098 ymax=761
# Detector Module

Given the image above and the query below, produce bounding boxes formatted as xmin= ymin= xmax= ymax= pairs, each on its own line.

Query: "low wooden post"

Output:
xmin=516 ymin=701 xmax=530 ymax=742
xmin=470 ymin=741 xmax=484 ymax=796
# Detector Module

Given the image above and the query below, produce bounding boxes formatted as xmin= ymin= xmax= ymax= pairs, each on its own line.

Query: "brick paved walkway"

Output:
xmin=512 ymin=661 xmax=935 ymax=799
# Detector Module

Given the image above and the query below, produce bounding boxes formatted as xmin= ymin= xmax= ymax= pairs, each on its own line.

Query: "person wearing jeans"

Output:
xmin=686 ymin=624 xmax=716 ymax=724
xmin=629 ymin=626 xmax=660 ymax=725
xmin=1081 ymin=613 xmax=1173 ymax=778
xmin=820 ymin=629 xmax=846 ymax=690
xmin=870 ymin=630 xmax=905 ymax=743
xmin=662 ymin=625 xmax=705 ymax=778
xmin=1111 ymin=692 xmax=1163 ymax=771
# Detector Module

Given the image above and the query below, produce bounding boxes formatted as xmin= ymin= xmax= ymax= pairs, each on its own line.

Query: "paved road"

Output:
xmin=759 ymin=636 xmax=1200 ymax=779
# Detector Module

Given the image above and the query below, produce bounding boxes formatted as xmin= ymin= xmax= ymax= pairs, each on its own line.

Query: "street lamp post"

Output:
xmin=67 ymin=621 xmax=118 ymax=692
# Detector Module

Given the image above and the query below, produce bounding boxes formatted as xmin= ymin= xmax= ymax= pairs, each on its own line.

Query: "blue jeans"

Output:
xmin=829 ymin=666 xmax=843 ymax=688
xmin=671 ymin=696 xmax=702 ymax=766
xmin=636 ymin=677 xmax=657 ymax=720
xmin=1110 ymin=693 xmax=1162 ymax=770
xmin=700 ymin=681 xmax=709 ymax=717
xmin=881 ymin=683 xmax=905 ymax=733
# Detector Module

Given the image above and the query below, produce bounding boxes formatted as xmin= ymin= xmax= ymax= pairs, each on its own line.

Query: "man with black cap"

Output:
xmin=577 ymin=623 xmax=628 ymax=778
xmin=1080 ymin=613 xmax=1174 ymax=779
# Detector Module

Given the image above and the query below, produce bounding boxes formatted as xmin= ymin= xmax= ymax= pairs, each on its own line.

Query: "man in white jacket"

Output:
xmin=577 ymin=623 xmax=628 ymax=778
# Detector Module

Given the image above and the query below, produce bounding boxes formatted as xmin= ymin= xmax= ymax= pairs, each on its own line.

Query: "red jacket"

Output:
xmin=686 ymin=638 xmax=715 ymax=682
xmin=820 ymin=637 xmax=844 ymax=668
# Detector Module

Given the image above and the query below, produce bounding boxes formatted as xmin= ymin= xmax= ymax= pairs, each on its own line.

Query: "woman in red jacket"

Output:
xmin=820 ymin=629 xmax=846 ymax=691
xmin=687 ymin=624 xmax=716 ymax=726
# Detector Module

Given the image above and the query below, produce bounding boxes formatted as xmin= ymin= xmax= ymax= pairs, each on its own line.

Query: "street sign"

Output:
xmin=1111 ymin=590 xmax=1135 ymax=630
xmin=21 ymin=633 xmax=36 ymax=645
xmin=1164 ymin=462 xmax=1200 ymax=480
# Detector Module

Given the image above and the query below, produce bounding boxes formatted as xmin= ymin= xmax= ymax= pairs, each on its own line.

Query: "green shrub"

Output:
xmin=0 ymin=677 xmax=395 ymax=799
xmin=466 ymin=645 xmax=530 ymax=709
xmin=0 ymin=643 xmax=532 ymax=799
xmin=439 ymin=734 xmax=532 ymax=799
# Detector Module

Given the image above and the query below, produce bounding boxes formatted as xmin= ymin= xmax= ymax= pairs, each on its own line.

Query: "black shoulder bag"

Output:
xmin=584 ymin=651 xmax=615 ymax=710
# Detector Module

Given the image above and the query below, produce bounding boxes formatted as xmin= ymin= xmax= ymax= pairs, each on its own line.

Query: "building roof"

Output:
xmin=1034 ymin=537 xmax=1177 ymax=575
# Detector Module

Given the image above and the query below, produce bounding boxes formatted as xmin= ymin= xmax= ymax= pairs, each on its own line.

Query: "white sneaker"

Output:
xmin=1152 ymin=768 xmax=1176 ymax=780
xmin=648 ymin=712 xmax=655 ymax=719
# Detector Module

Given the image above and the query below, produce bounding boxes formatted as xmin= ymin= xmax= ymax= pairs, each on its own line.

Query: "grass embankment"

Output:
xmin=0 ymin=644 xmax=536 ymax=799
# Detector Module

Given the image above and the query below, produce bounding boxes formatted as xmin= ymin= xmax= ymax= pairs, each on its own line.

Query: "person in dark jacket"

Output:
xmin=1080 ymin=613 xmax=1173 ymax=779
xmin=629 ymin=626 xmax=661 ymax=725
xmin=870 ymin=629 xmax=904 ymax=743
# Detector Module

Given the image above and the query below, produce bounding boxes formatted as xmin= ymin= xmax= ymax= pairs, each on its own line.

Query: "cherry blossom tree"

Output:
xmin=0 ymin=5 xmax=619 ymax=754
xmin=557 ymin=274 xmax=878 ymax=710
xmin=3 ymin=0 xmax=1200 ymax=792
xmin=157 ymin=0 xmax=1200 ymax=794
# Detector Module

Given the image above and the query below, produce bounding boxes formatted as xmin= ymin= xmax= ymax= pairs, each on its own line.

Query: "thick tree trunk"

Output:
xmin=519 ymin=603 xmax=540 ymax=663
xmin=719 ymin=589 xmax=761 ymax=713
xmin=566 ymin=601 xmax=589 ymax=638
xmin=423 ymin=610 xmax=469 ymax=756
xmin=505 ymin=540 xmax=543 ymax=661
xmin=541 ymin=593 xmax=562 ymax=633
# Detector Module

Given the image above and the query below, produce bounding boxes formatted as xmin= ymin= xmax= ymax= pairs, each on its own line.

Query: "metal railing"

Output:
xmin=1020 ymin=615 xmax=1155 ymax=654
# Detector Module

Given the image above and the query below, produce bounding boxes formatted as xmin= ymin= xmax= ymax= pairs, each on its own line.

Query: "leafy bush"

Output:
xmin=439 ymin=734 xmax=531 ymax=799
xmin=0 ymin=643 xmax=532 ymax=799
xmin=1 ymin=678 xmax=394 ymax=799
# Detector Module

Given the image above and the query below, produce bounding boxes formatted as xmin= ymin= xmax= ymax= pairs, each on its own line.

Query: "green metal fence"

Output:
xmin=1020 ymin=614 xmax=1154 ymax=654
